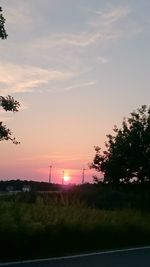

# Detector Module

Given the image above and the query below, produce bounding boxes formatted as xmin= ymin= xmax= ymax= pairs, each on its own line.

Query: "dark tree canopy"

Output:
xmin=0 ymin=96 xmax=20 ymax=144
xmin=0 ymin=7 xmax=8 ymax=39
xmin=90 ymin=105 xmax=150 ymax=184
xmin=0 ymin=8 xmax=20 ymax=144
xmin=0 ymin=95 xmax=20 ymax=112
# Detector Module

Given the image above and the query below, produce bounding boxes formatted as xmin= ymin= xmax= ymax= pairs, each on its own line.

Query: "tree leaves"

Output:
xmin=91 ymin=105 xmax=150 ymax=184
xmin=0 ymin=7 xmax=8 ymax=39
xmin=0 ymin=96 xmax=20 ymax=144
xmin=0 ymin=8 xmax=20 ymax=144
xmin=0 ymin=122 xmax=20 ymax=144
xmin=0 ymin=96 xmax=20 ymax=112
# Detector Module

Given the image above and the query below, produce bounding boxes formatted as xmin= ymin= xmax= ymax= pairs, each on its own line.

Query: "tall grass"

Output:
xmin=0 ymin=194 xmax=150 ymax=262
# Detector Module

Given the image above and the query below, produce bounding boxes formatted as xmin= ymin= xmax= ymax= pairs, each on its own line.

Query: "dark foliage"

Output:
xmin=0 ymin=96 xmax=20 ymax=144
xmin=0 ymin=8 xmax=20 ymax=144
xmin=0 ymin=95 xmax=20 ymax=112
xmin=1 ymin=180 xmax=150 ymax=211
xmin=0 ymin=179 xmax=61 ymax=192
xmin=0 ymin=189 xmax=150 ymax=262
xmin=0 ymin=7 xmax=7 ymax=39
xmin=0 ymin=122 xmax=19 ymax=144
xmin=90 ymin=105 xmax=150 ymax=184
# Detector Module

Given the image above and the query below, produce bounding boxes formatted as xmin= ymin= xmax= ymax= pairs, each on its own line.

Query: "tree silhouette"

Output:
xmin=0 ymin=7 xmax=7 ymax=39
xmin=90 ymin=105 xmax=150 ymax=184
xmin=0 ymin=96 xmax=20 ymax=144
xmin=0 ymin=8 xmax=20 ymax=144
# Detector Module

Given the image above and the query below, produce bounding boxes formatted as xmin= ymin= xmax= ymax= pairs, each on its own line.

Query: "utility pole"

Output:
xmin=62 ymin=170 xmax=64 ymax=185
xmin=82 ymin=168 xmax=86 ymax=184
xmin=49 ymin=165 xmax=52 ymax=183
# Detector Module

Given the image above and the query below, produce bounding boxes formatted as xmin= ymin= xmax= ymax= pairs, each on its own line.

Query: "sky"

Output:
xmin=0 ymin=0 xmax=150 ymax=184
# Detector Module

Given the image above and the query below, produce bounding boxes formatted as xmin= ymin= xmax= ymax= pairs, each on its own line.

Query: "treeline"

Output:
xmin=76 ymin=183 xmax=150 ymax=211
xmin=1 ymin=180 xmax=150 ymax=211
xmin=0 ymin=180 xmax=61 ymax=192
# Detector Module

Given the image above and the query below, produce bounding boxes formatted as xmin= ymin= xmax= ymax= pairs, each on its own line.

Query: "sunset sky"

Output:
xmin=0 ymin=0 xmax=150 ymax=184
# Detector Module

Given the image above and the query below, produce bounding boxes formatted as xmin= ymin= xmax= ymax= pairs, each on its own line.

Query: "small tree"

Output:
xmin=90 ymin=105 xmax=150 ymax=184
xmin=0 ymin=7 xmax=7 ymax=39
xmin=0 ymin=96 xmax=20 ymax=144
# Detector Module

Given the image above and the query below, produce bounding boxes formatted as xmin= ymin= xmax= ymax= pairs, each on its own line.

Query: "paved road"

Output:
xmin=1 ymin=247 xmax=150 ymax=267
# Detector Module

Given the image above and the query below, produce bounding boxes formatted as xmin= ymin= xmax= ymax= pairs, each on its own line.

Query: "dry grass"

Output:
xmin=0 ymin=194 xmax=150 ymax=262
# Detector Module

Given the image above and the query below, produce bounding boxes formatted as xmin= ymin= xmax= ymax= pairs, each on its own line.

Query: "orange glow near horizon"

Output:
xmin=63 ymin=175 xmax=70 ymax=182
xmin=34 ymin=166 xmax=96 ymax=184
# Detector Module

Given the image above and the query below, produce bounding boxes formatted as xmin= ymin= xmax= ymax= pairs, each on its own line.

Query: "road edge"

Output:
xmin=1 ymin=246 xmax=150 ymax=266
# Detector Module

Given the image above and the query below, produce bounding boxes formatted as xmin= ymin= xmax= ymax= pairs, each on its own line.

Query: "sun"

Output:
xmin=63 ymin=175 xmax=70 ymax=182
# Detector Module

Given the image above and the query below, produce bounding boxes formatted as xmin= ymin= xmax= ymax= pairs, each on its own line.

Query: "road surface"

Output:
xmin=1 ymin=247 xmax=150 ymax=267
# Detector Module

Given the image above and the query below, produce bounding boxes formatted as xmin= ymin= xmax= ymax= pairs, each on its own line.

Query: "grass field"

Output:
xmin=0 ymin=193 xmax=150 ymax=262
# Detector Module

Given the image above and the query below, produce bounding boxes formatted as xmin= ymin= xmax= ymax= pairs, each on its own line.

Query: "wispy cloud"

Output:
xmin=44 ymin=32 xmax=103 ymax=48
xmin=64 ymin=81 xmax=96 ymax=91
xmin=31 ymin=5 xmax=131 ymax=52
xmin=0 ymin=63 xmax=74 ymax=94
xmin=0 ymin=3 xmax=142 ymax=98
xmin=54 ymin=6 xmax=130 ymax=47
xmin=88 ymin=6 xmax=130 ymax=27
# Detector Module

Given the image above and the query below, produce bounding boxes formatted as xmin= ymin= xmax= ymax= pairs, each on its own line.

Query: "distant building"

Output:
xmin=22 ymin=185 xmax=31 ymax=192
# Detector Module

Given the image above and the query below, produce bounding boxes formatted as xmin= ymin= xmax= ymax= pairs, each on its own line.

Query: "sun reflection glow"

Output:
xmin=63 ymin=175 xmax=70 ymax=182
